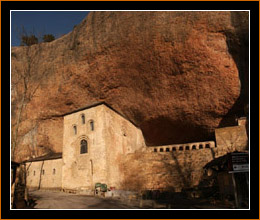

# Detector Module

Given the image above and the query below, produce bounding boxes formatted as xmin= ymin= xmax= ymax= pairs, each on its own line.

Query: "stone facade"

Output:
xmin=62 ymin=103 xmax=145 ymax=192
xmin=25 ymin=158 xmax=62 ymax=190
xmin=215 ymin=122 xmax=248 ymax=154
xmin=24 ymin=103 xmax=248 ymax=193
xmin=122 ymin=148 xmax=216 ymax=192
xmin=122 ymin=126 xmax=248 ymax=192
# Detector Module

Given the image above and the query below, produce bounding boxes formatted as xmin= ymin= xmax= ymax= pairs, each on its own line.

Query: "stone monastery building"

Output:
xmin=25 ymin=102 xmax=248 ymax=193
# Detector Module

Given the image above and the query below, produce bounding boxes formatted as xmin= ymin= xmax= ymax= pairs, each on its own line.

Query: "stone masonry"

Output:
xmin=24 ymin=103 xmax=248 ymax=193
xmin=25 ymin=158 xmax=62 ymax=190
xmin=62 ymin=103 xmax=145 ymax=192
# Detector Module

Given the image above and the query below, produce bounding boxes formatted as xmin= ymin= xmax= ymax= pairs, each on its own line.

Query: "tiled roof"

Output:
xmin=23 ymin=152 xmax=62 ymax=163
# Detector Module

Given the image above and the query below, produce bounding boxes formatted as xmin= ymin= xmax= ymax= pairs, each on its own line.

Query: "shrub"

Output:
xmin=43 ymin=34 xmax=55 ymax=43
xmin=21 ymin=35 xmax=38 ymax=46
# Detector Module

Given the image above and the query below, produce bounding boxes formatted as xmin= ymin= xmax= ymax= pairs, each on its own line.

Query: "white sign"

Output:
xmin=233 ymin=164 xmax=249 ymax=171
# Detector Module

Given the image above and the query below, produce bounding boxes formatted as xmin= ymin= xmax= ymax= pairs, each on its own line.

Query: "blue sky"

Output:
xmin=11 ymin=11 xmax=90 ymax=46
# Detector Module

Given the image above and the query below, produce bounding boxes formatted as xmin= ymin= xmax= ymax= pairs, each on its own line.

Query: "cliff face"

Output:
xmin=11 ymin=11 xmax=249 ymax=161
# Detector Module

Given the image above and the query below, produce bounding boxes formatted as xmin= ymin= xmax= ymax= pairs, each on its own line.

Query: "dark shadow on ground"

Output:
xmin=87 ymin=198 xmax=139 ymax=209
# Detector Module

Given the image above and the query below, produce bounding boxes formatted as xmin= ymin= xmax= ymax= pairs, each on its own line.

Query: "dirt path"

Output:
xmin=28 ymin=190 xmax=144 ymax=209
xmin=28 ymin=190 xmax=237 ymax=209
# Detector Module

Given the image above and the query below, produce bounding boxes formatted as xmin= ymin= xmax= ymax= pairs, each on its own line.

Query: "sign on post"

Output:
xmin=228 ymin=152 xmax=249 ymax=173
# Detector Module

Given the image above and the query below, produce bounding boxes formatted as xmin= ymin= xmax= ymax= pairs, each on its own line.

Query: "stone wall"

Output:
xmin=147 ymin=141 xmax=215 ymax=153
xmin=215 ymin=124 xmax=248 ymax=154
xmin=62 ymin=104 xmax=107 ymax=191
xmin=103 ymin=106 xmax=146 ymax=189
xmin=121 ymin=141 xmax=216 ymax=192
xmin=26 ymin=104 xmax=248 ymax=193
xmin=121 ymin=124 xmax=248 ymax=192
xmin=61 ymin=104 xmax=145 ymax=191
xmin=25 ymin=158 xmax=62 ymax=190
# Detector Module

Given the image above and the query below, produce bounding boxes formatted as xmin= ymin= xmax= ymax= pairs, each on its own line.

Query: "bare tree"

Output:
xmin=14 ymin=25 xmax=48 ymax=46
xmin=11 ymin=43 xmax=53 ymax=160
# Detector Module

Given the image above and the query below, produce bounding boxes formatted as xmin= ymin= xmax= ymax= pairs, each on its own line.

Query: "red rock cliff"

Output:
xmin=11 ymin=11 xmax=249 ymax=161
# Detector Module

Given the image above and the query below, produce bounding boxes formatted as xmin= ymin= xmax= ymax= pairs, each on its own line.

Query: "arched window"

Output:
xmin=53 ymin=169 xmax=56 ymax=175
xmin=90 ymin=120 xmax=94 ymax=131
xmin=81 ymin=114 xmax=85 ymax=124
xmin=73 ymin=125 xmax=77 ymax=135
xmin=80 ymin=139 xmax=88 ymax=154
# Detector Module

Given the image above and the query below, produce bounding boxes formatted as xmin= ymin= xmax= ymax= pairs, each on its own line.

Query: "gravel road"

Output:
xmin=27 ymin=190 xmax=237 ymax=209
xmin=28 ymin=190 xmax=148 ymax=209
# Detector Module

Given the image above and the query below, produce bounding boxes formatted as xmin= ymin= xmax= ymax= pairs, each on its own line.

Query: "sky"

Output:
xmin=11 ymin=11 xmax=90 ymax=46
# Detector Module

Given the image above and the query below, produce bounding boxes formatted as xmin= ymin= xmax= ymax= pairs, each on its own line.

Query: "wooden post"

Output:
xmin=139 ymin=199 xmax=143 ymax=208
xmin=23 ymin=164 xmax=28 ymax=205
xmin=231 ymin=173 xmax=239 ymax=208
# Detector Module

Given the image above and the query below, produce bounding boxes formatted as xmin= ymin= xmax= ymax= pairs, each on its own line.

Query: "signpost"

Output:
xmin=228 ymin=152 xmax=249 ymax=208
xmin=228 ymin=152 xmax=249 ymax=173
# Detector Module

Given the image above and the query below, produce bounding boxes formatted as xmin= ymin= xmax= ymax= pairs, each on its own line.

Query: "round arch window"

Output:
xmin=80 ymin=139 xmax=88 ymax=154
